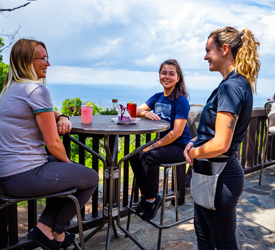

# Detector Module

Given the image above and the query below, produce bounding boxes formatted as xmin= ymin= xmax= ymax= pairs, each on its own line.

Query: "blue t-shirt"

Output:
xmin=195 ymin=70 xmax=253 ymax=154
xmin=145 ymin=92 xmax=191 ymax=145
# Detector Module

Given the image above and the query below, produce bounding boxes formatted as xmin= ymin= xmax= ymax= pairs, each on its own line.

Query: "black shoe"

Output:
xmin=27 ymin=227 xmax=60 ymax=250
xmin=56 ymin=232 xmax=75 ymax=248
xmin=141 ymin=195 xmax=162 ymax=221
xmin=136 ymin=195 xmax=146 ymax=214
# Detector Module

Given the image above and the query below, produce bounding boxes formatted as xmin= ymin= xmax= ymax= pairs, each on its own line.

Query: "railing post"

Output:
xmin=134 ymin=135 xmax=141 ymax=203
xmin=246 ymin=116 xmax=258 ymax=168
xmin=79 ymin=134 xmax=86 ymax=219
xmin=174 ymin=163 xmax=186 ymax=205
xmin=241 ymin=130 xmax=248 ymax=168
xmin=257 ymin=117 xmax=265 ymax=164
xmin=28 ymin=200 xmax=37 ymax=231
xmin=63 ymin=133 xmax=71 ymax=159
xmin=271 ymin=137 xmax=275 ymax=160
xmin=0 ymin=202 xmax=8 ymax=248
xmin=92 ymin=135 xmax=100 ymax=218
xmin=7 ymin=204 xmax=18 ymax=245
xmin=123 ymin=135 xmax=130 ymax=207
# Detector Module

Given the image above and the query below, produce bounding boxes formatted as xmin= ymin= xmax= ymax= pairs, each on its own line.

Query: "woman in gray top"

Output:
xmin=0 ymin=39 xmax=99 ymax=250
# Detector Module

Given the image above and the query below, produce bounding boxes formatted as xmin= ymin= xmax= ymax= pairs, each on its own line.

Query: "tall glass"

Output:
xmin=127 ymin=102 xmax=137 ymax=118
xmin=81 ymin=104 xmax=93 ymax=124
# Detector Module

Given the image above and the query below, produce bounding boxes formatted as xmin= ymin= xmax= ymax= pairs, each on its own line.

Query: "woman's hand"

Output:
xmin=184 ymin=141 xmax=195 ymax=166
xmin=57 ymin=117 xmax=72 ymax=135
xmin=145 ymin=112 xmax=161 ymax=121
xmin=143 ymin=144 xmax=154 ymax=152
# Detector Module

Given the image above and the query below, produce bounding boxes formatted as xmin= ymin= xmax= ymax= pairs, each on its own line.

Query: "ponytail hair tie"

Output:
xmin=238 ymin=31 xmax=243 ymax=37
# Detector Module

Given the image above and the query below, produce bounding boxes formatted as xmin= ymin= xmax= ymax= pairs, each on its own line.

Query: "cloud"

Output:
xmin=1 ymin=0 xmax=275 ymax=100
xmin=47 ymin=66 xmax=159 ymax=89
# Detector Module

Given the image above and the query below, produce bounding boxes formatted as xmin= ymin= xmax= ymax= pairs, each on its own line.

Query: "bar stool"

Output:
xmin=127 ymin=161 xmax=193 ymax=250
xmin=0 ymin=188 xmax=85 ymax=250
xmin=259 ymin=100 xmax=275 ymax=185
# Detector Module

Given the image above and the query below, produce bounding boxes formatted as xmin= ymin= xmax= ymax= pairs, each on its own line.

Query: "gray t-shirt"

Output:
xmin=0 ymin=82 xmax=54 ymax=177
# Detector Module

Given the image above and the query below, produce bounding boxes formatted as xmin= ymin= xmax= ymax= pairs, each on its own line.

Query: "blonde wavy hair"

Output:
xmin=209 ymin=26 xmax=260 ymax=93
xmin=0 ymin=38 xmax=47 ymax=98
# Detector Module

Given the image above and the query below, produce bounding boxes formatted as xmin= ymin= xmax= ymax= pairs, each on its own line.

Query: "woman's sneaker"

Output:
xmin=136 ymin=195 xmax=146 ymax=214
xmin=141 ymin=195 xmax=162 ymax=221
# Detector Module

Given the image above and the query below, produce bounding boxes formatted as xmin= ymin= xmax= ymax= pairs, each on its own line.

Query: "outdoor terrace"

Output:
xmin=0 ymin=106 xmax=275 ymax=250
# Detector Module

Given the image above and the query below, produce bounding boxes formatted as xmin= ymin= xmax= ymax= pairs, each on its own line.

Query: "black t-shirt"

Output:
xmin=195 ymin=70 xmax=253 ymax=155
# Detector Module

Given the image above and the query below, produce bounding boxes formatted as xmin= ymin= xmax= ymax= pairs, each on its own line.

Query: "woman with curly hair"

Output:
xmin=184 ymin=27 xmax=260 ymax=249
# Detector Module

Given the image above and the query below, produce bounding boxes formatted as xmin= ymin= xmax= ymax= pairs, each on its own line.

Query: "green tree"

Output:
xmin=0 ymin=37 xmax=9 ymax=93
xmin=61 ymin=98 xmax=82 ymax=116
xmin=61 ymin=98 xmax=102 ymax=116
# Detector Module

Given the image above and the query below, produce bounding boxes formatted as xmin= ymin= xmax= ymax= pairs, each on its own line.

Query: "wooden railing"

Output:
xmin=240 ymin=108 xmax=275 ymax=173
xmin=1 ymin=107 xmax=274 ymax=249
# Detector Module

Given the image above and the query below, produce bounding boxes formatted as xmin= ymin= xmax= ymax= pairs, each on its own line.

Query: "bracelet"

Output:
xmin=57 ymin=114 xmax=69 ymax=122
xmin=189 ymin=140 xmax=195 ymax=144
xmin=152 ymin=143 xmax=156 ymax=149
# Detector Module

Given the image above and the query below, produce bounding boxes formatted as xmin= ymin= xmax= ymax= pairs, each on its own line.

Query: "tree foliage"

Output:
xmin=61 ymin=98 xmax=82 ymax=116
xmin=61 ymin=98 xmax=103 ymax=116
xmin=99 ymin=108 xmax=118 ymax=115
xmin=0 ymin=37 xmax=9 ymax=93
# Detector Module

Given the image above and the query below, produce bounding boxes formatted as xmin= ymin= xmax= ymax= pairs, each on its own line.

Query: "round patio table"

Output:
xmin=69 ymin=115 xmax=170 ymax=250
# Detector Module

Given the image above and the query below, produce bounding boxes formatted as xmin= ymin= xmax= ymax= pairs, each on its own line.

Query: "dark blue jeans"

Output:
xmin=130 ymin=143 xmax=186 ymax=199
xmin=0 ymin=156 xmax=99 ymax=233
xmin=194 ymin=154 xmax=244 ymax=250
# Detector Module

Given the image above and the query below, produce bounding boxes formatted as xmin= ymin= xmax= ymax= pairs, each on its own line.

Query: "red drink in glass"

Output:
xmin=81 ymin=105 xmax=93 ymax=124
xmin=127 ymin=102 xmax=137 ymax=118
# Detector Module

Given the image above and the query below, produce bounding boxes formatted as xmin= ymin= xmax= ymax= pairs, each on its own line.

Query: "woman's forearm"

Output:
xmin=190 ymin=112 xmax=236 ymax=160
xmin=156 ymin=119 xmax=187 ymax=148
xmin=155 ymin=130 xmax=180 ymax=148
xmin=46 ymin=139 xmax=71 ymax=162
xmin=190 ymin=137 xmax=229 ymax=159
xmin=36 ymin=112 xmax=71 ymax=162
xmin=137 ymin=109 xmax=149 ymax=117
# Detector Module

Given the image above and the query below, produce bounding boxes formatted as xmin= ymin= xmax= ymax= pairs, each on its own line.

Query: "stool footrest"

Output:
xmin=104 ymin=205 xmax=118 ymax=217
xmin=104 ymin=169 xmax=120 ymax=179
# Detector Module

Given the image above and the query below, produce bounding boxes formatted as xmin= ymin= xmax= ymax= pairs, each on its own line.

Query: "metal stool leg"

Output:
xmin=172 ymin=165 xmax=179 ymax=221
xmin=126 ymin=177 xmax=136 ymax=233
xmin=157 ymin=167 xmax=170 ymax=250
xmin=259 ymin=130 xmax=269 ymax=185
xmin=67 ymin=194 xmax=85 ymax=250
xmin=112 ymin=218 xmax=118 ymax=238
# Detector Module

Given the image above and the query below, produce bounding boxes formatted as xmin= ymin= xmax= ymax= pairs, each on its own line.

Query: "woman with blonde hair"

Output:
xmin=0 ymin=39 xmax=99 ymax=250
xmin=184 ymin=27 xmax=260 ymax=249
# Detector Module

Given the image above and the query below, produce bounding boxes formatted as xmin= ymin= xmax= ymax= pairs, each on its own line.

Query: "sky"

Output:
xmin=1 ymin=0 xmax=275 ymax=108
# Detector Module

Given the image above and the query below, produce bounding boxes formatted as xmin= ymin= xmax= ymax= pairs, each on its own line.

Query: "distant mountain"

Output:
xmin=47 ymin=83 xmax=267 ymax=110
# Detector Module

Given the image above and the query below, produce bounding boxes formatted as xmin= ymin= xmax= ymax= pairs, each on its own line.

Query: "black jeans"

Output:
xmin=130 ymin=143 xmax=186 ymax=199
xmin=194 ymin=154 xmax=244 ymax=250
xmin=0 ymin=156 xmax=99 ymax=234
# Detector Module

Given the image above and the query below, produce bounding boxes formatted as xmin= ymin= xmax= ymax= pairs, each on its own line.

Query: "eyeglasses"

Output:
xmin=34 ymin=57 xmax=49 ymax=64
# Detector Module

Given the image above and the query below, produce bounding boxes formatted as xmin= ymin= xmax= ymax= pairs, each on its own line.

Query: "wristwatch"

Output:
xmin=152 ymin=143 xmax=156 ymax=149
xmin=57 ymin=114 xmax=70 ymax=122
